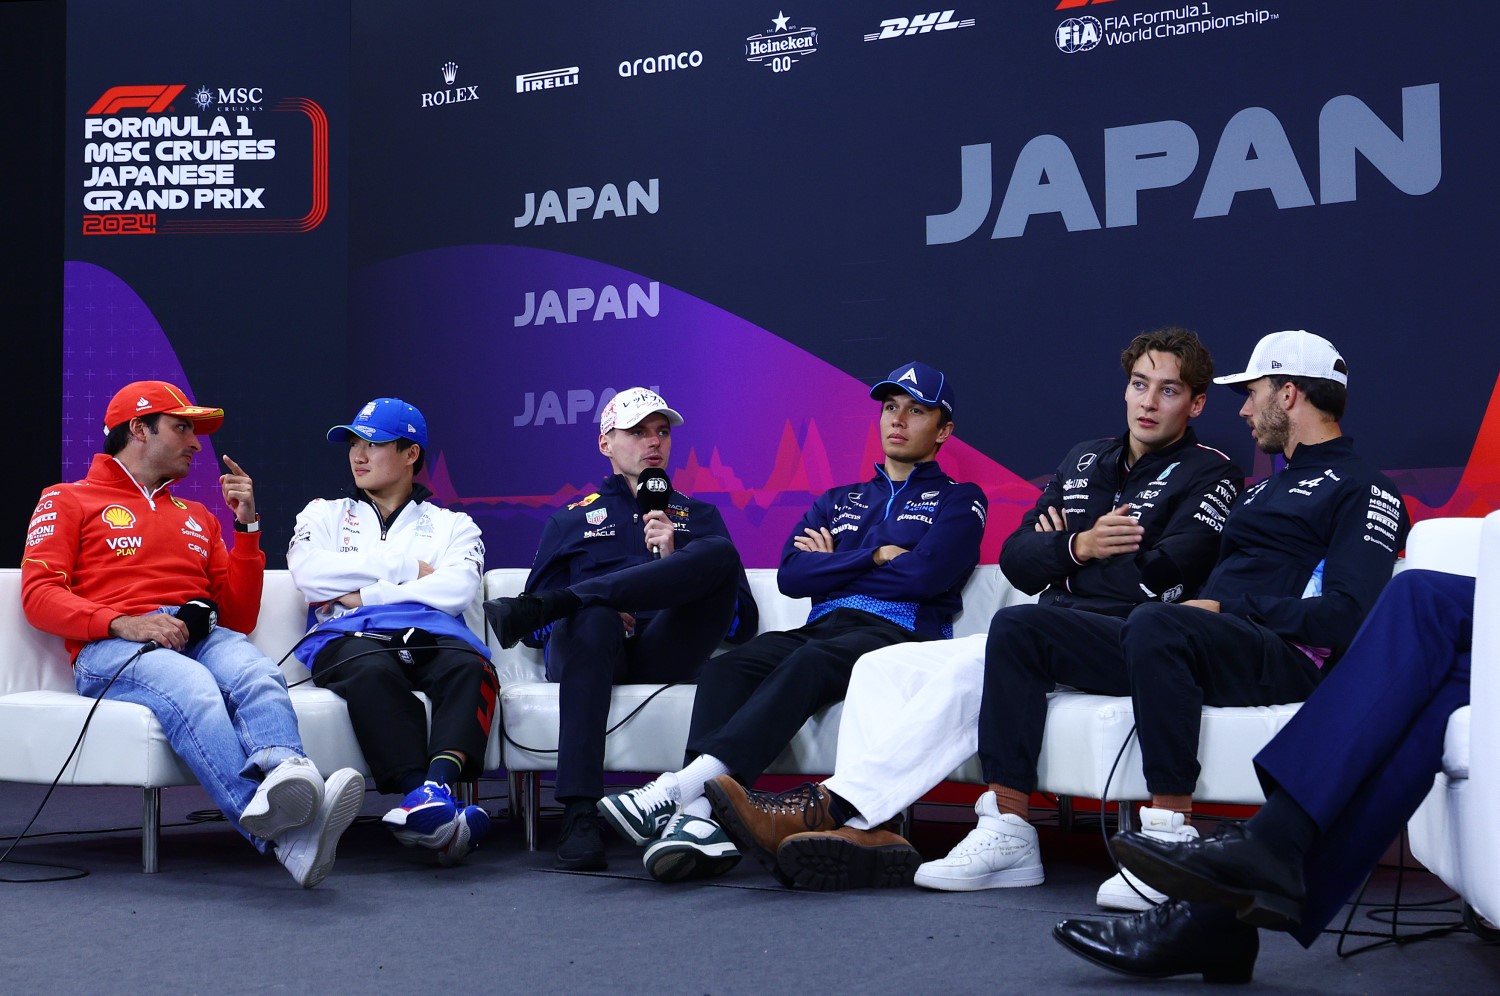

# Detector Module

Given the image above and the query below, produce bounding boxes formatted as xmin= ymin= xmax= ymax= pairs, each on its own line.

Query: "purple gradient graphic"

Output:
xmin=351 ymin=246 xmax=1040 ymax=567
xmin=61 ymin=261 xmax=234 ymax=537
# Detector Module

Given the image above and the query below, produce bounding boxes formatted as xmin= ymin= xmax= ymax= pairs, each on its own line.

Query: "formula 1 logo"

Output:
xmin=1056 ymin=0 xmax=1115 ymax=7
xmin=86 ymin=85 xmax=185 ymax=115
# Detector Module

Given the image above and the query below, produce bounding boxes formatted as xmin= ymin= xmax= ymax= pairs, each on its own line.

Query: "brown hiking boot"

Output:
xmin=703 ymin=776 xmax=838 ymax=873
xmin=775 ymin=823 xmax=922 ymax=891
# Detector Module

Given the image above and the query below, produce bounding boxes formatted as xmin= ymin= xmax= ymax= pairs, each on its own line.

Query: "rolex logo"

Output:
xmin=442 ymin=62 xmax=458 ymax=85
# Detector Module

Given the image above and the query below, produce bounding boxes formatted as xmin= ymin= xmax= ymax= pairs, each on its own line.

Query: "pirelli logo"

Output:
xmin=86 ymin=85 xmax=185 ymax=115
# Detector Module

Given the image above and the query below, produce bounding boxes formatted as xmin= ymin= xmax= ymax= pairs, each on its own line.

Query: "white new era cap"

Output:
xmin=1213 ymin=330 xmax=1348 ymax=389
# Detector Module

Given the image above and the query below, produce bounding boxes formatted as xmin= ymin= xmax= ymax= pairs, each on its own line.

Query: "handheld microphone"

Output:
xmin=352 ymin=627 xmax=436 ymax=665
xmin=142 ymin=597 xmax=219 ymax=652
xmin=635 ymin=467 xmax=672 ymax=558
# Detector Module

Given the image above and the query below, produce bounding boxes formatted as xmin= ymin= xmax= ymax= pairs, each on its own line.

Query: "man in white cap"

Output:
xmin=484 ymin=388 xmax=758 ymax=870
xmin=289 ymin=398 xmax=497 ymax=866
xmin=21 ymin=380 xmax=365 ymax=888
xmin=915 ymin=330 xmax=1409 ymax=909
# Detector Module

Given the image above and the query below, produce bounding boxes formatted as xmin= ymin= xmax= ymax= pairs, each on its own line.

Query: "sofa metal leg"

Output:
xmin=507 ymin=769 xmax=522 ymax=822
xmin=142 ymin=788 xmax=160 ymax=874
xmin=521 ymin=772 xmax=539 ymax=852
xmin=1057 ymin=795 xmax=1073 ymax=833
xmin=1116 ymin=800 xmax=1133 ymax=833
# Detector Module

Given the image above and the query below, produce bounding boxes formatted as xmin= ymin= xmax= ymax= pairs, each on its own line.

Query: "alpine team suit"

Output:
xmin=287 ymin=483 xmax=498 ymax=794
xmin=524 ymin=473 xmax=758 ymax=801
xmin=687 ymin=460 xmax=987 ymax=783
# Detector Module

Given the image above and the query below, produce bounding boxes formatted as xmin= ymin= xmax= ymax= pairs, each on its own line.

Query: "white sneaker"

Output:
xmin=241 ymin=756 xmax=323 ymax=841
xmin=1096 ymin=806 xmax=1200 ymax=911
xmin=913 ymin=791 xmax=1044 ymax=891
xmin=275 ymin=768 xmax=365 ymax=888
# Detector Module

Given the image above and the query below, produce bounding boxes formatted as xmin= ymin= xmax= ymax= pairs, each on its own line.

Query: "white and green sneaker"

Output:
xmin=598 ymin=777 xmax=678 ymax=845
xmin=644 ymin=811 xmax=741 ymax=883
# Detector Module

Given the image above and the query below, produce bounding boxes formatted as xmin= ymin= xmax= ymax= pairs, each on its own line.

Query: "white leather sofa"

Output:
xmin=486 ymin=560 xmax=1331 ymax=850
xmin=1407 ymin=511 xmax=1500 ymax=935
xmin=0 ymin=570 xmax=496 ymax=872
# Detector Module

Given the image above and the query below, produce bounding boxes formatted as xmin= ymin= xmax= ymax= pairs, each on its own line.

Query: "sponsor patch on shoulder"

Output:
xmin=568 ymin=492 xmax=602 ymax=510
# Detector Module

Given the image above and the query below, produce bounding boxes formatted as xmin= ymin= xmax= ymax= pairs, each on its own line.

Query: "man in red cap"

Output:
xmin=21 ymin=381 xmax=364 ymax=888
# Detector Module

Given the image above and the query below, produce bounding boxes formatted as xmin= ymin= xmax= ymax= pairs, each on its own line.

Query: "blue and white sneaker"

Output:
xmin=383 ymin=782 xmax=460 ymax=848
xmin=437 ymin=806 xmax=491 ymax=867
xmin=644 ymin=811 xmax=741 ymax=882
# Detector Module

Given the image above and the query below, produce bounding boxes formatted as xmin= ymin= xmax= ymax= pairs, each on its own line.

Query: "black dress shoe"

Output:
xmin=483 ymin=595 xmax=544 ymax=650
xmin=1110 ymin=824 xmax=1306 ymax=930
xmin=1053 ymin=899 xmax=1258 ymax=984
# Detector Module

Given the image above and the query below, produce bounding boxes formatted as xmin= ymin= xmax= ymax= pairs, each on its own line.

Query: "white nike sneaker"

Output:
xmin=1096 ymin=806 xmax=1201 ymax=911
xmin=913 ymin=791 xmax=1044 ymax=891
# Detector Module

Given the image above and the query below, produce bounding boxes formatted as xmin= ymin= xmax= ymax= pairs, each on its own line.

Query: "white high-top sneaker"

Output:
xmin=1097 ymin=805 xmax=1200 ymax=911
xmin=913 ymin=790 xmax=1044 ymax=891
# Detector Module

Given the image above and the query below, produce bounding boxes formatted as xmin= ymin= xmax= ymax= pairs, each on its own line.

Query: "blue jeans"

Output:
xmin=74 ymin=617 xmax=307 ymax=854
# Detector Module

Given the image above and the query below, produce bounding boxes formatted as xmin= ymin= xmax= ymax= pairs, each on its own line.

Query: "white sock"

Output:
xmin=672 ymin=755 xmax=730 ymax=804
xmin=684 ymin=796 xmax=713 ymax=819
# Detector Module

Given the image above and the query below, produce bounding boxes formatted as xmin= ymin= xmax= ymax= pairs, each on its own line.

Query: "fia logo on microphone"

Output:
xmin=645 ymin=476 xmax=669 ymax=495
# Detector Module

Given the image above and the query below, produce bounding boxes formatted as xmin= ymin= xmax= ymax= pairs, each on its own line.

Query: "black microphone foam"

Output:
xmin=635 ymin=468 xmax=672 ymax=516
xmin=142 ymin=597 xmax=219 ymax=652
xmin=177 ymin=598 xmax=220 ymax=642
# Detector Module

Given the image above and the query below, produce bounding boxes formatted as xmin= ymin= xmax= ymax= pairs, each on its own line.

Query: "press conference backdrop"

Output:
xmin=61 ymin=1 xmax=1500 ymax=567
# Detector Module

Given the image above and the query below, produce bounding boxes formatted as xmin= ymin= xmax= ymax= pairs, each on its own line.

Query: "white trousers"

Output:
xmin=823 ymin=633 xmax=986 ymax=828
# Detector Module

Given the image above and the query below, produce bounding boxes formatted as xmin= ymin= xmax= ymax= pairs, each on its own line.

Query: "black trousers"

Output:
xmin=313 ymin=634 xmax=498 ymax=795
xmin=547 ymin=534 xmax=742 ymax=800
xmin=979 ymin=602 xmax=1319 ymax=796
xmin=687 ymin=608 xmax=921 ymax=783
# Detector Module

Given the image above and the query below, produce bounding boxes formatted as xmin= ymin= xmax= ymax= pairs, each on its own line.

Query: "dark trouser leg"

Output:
xmin=685 ymin=629 xmax=807 ymax=765
xmin=690 ymin=610 xmax=918 ymax=782
xmin=1123 ymin=604 xmax=1319 ymax=796
xmin=570 ymin=534 xmax=741 ymax=618
xmin=412 ymin=637 xmax=500 ymax=783
xmin=547 ymin=607 xmax=630 ymax=800
xmin=313 ymin=636 xmax=428 ymax=794
xmin=1249 ymin=571 xmax=1475 ymax=944
xmin=979 ymin=604 xmax=1129 ymax=792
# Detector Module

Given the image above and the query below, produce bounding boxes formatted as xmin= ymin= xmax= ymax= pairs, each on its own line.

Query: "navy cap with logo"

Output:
xmin=326 ymin=398 xmax=429 ymax=447
xmin=869 ymin=361 xmax=955 ymax=418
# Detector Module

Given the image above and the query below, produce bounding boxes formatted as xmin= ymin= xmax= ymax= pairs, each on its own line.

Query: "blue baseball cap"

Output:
xmin=326 ymin=398 xmax=429 ymax=447
xmin=869 ymin=361 xmax=955 ymax=418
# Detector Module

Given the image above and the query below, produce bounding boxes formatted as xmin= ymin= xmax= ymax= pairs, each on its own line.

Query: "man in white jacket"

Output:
xmin=288 ymin=398 xmax=497 ymax=865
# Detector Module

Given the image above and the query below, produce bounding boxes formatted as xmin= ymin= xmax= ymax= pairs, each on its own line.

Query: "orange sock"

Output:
xmin=990 ymin=784 xmax=1030 ymax=820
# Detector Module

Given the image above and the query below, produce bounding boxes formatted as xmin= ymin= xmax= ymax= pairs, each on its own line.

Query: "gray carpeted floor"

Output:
xmin=2 ymin=778 xmax=1497 ymax=993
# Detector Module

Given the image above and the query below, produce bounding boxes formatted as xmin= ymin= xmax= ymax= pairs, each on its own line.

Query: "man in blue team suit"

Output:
xmin=1053 ymin=567 xmax=1475 ymax=983
xmin=596 ymin=362 xmax=987 ymax=884
xmin=484 ymin=387 xmax=758 ymax=870
xmin=916 ymin=331 xmax=1410 ymax=909
xmin=289 ymin=398 xmax=497 ymax=866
